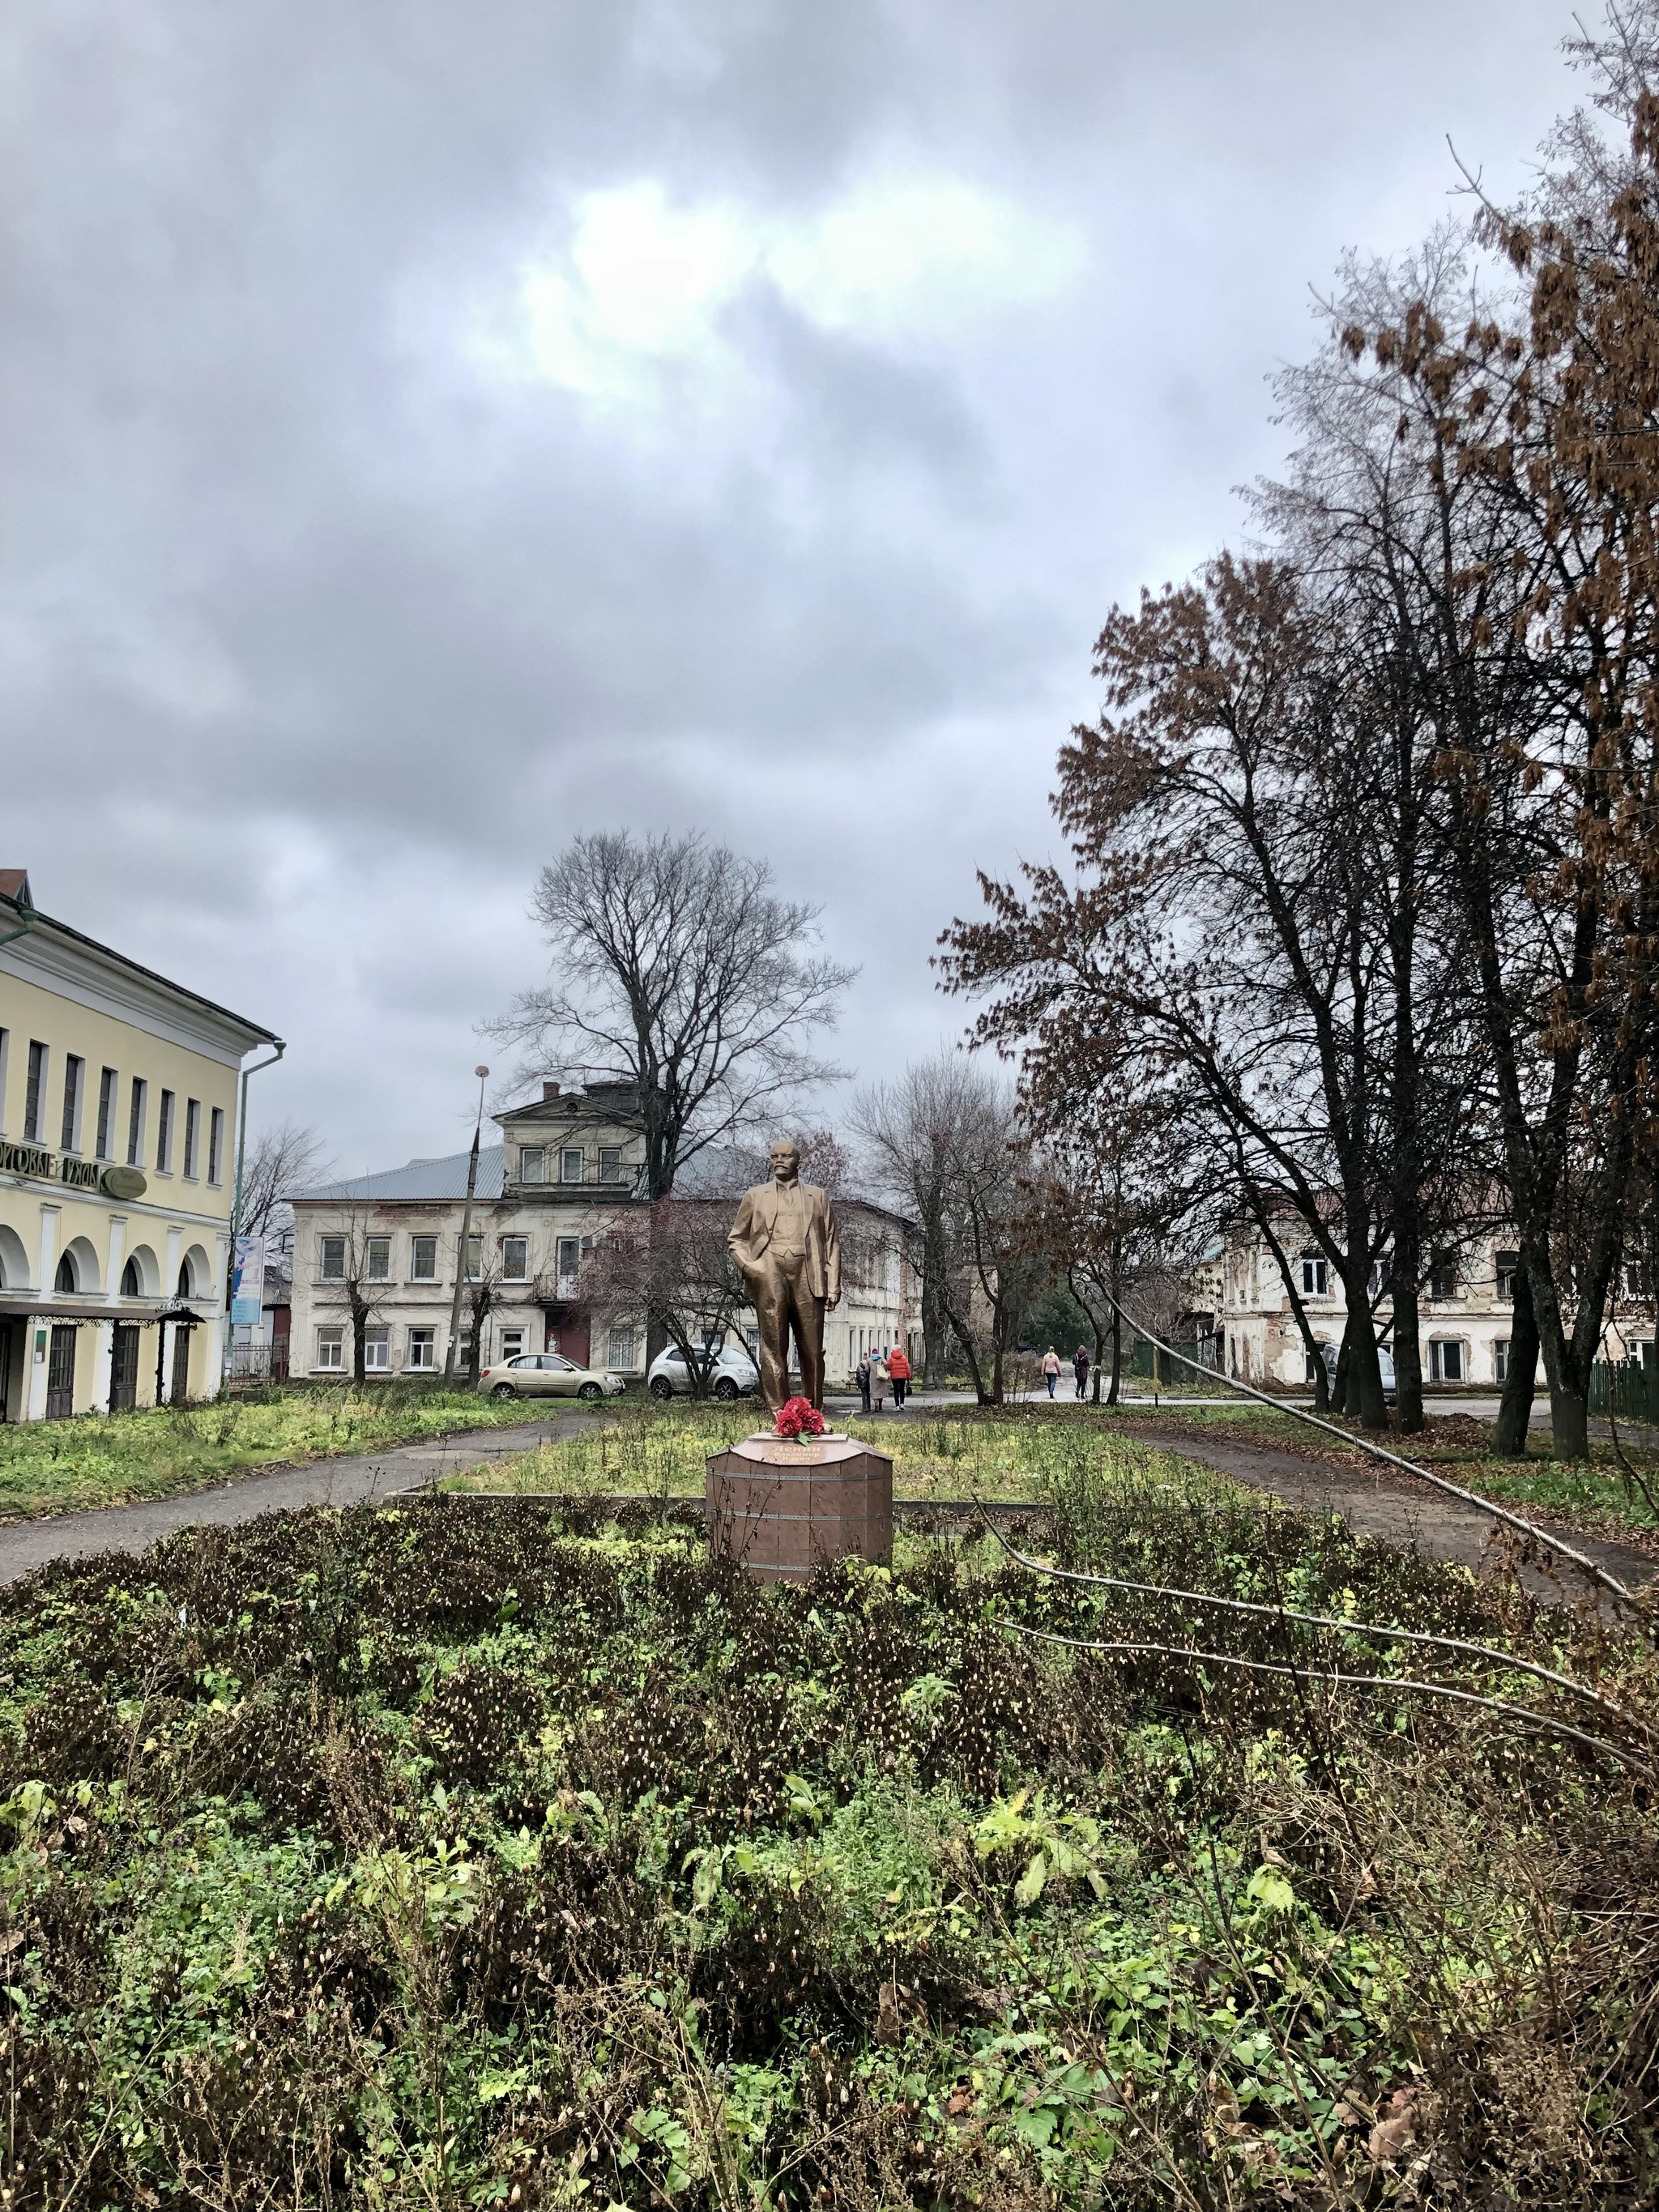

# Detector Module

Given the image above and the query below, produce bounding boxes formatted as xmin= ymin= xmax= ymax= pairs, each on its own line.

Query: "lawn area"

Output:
xmin=443 ymin=1400 xmax=1180 ymax=1507
xmin=1 ymin=1434 xmax=1652 ymax=2206
xmin=0 ymin=1384 xmax=577 ymax=1520
xmin=1085 ymin=1399 xmax=1659 ymax=1548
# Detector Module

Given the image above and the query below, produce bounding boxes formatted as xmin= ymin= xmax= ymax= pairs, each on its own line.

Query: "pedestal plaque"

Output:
xmin=706 ymin=1431 xmax=893 ymax=1583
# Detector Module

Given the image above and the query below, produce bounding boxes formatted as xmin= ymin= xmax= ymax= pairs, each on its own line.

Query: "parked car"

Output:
xmin=1319 ymin=1340 xmax=1397 ymax=1402
xmin=646 ymin=1339 xmax=760 ymax=1400
xmin=478 ymin=1353 xmax=626 ymax=1402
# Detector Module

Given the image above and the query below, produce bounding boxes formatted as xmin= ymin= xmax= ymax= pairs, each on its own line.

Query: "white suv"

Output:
xmin=647 ymin=1338 xmax=760 ymax=1400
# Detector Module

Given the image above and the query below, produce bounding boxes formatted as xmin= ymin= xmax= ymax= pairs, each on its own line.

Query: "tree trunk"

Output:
xmin=1494 ymin=1263 xmax=1539 ymax=1458
xmin=1331 ymin=1311 xmax=1354 ymax=1419
xmin=1107 ymin=1303 xmax=1122 ymax=1404
xmin=1341 ymin=1267 xmax=1388 ymax=1428
xmin=1391 ymin=1259 xmax=1424 ymax=1436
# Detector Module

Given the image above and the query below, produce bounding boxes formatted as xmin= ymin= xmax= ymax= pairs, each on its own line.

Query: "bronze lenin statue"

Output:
xmin=727 ymin=1141 xmax=841 ymax=1412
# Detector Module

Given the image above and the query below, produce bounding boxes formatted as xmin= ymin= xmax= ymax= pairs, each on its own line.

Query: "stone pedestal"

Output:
xmin=706 ymin=1431 xmax=893 ymax=1583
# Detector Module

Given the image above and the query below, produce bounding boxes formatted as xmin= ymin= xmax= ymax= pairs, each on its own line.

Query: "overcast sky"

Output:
xmin=2 ymin=0 xmax=1584 ymax=1172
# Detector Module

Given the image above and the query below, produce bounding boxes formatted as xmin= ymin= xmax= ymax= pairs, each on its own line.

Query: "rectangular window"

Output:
xmin=412 ymin=1234 xmax=437 ymax=1281
xmin=182 ymin=1097 xmax=201 ymax=1178
xmin=556 ymin=1235 xmax=581 ymax=1293
xmin=23 ymin=1041 xmax=46 ymax=1141
xmin=126 ymin=1079 xmax=147 ymax=1166
xmin=1428 ymin=1252 xmax=1457 ymax=1299
xmin=519 ymin=1146 xmax=544 ymax=1183
xmin=363 ymin=1325 xmax=390 ymax=1372
xmin=560 ymin=1147 xmax=583 ymax=1183
xmin=499 ymin=1327 xmax=526 ymax=1363
xmin=320 ymin=1235 xmax=346 ymax=1281
xmin=466 ymin=1234 xmax=484 ymax=1280
xmin=1494 ymin=1338 xmax=1510 ymax=1383
xmin=608 ymin=1325 xmax=637 ymax=1369
xmin=1299 ymin=1254 xmax=1328 ymax=1298
xmin=1495 ymin=1250 xmax=1519 ymax=1302
xmin=599 ymin=1146 xmax=624 ymax=1183
xmin=365 ymin=1236 xmax=390 ymax=1281
xmin=315 ymin=1327 xmax=344 ymax=1372
xmin=1623 ymin=1259 xmax=1652 ymax=1299
xmin=406 ymin=1326 xmax=436 ymax=1370
xmin=60 ymin=1055 xmax=84 ymax=1153
xmin=1429 ymin=1340 xmax=1464 ymax=1382
xmin=156 ymin=1089 xmax=175 ymax=1172
xmin=207 ymin=1106 xmax=224 ymax=1184
xmin=501 ymin=1235 xmax=528 ymax=1281
xmin=95 ymin=1068 xmax=118 ymax=1160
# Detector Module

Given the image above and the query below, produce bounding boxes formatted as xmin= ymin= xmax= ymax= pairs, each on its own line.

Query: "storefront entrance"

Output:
xmin=110 ymin=1323 xmax=141 ymax=1413
xmin=45 ymin=1325 xmax=76 ymax=1420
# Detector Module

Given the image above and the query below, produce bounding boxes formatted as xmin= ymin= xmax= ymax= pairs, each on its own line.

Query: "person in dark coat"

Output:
xmin=1073 ymin=1345 xmax=1091 ymax=1400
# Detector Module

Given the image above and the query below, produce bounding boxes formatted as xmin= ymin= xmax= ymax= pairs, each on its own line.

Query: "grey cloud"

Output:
xmin=1 ymin=0 xmax=1582 ymax=1161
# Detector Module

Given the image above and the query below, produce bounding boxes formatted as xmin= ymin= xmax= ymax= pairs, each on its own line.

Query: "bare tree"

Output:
xmin=578 ymin=1200 xmax=749 ymax=1398
xmin=490 ymin=832 xmax=857 ymax=1200
xmin=242 ymin=1120 xmax=331 ymax=1243
xmin=851 ymin=1056 xmax=984 ymax=1389
xmin=313 ymin=1204 xmax=387 ymax=1385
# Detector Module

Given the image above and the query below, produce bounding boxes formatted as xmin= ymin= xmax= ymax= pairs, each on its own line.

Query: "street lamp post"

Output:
xmin=442 ymin=1065 xmax=490 ymax=1389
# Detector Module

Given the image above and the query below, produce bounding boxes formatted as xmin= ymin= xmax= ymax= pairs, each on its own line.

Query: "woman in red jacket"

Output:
xmin=886 ymin=1343 xmax=912 ymax=1407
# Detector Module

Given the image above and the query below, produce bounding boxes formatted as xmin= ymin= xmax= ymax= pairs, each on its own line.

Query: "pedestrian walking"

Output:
xmin=1073 ymin=1345 xmax=1090 ymax=1400
xmin=855 ymin=1352 xmax=872 ymax=1414
xmin=873 ymin=1352 xmax=889 ymax=1412
xmin=1041 ymin=1347 xmax=1062 ymax=1399
xmin=887 ymin=1341 xmax=911 ymax=1407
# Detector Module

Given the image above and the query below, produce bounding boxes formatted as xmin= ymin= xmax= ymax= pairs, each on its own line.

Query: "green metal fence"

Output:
xmin=1589 ymin=1357 xmax=1659 ymax=1423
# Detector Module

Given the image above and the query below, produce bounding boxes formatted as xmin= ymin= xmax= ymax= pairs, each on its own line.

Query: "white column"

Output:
xmin=26 ymin=1203 xmax=58 ymax=1421
xmin=205 ymin=1230 xmax=229 ymax=1393
xmin=164 ymin=1223 xmax=182 ymax=1299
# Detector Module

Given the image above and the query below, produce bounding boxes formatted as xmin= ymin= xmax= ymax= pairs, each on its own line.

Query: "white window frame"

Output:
xmin=411 ymin=1234 xmax=438 ymax=1282
xmin=607 ymin=1325 xmax=637 ymax=1369
xmin=156 ymin=1089 xmax=175 ymax=1173
xmin=499 ymin=1326 xmax=527 ymax=1363
xmin=519 ymin=1147 xmax=545 ymax=1183
xmin=207 ymin=1105 xmax=224 ymax=1185
xmin=1299 ymin=1254 xmax=1328 ymax=1298
xmin=465 ymin=1234 xmax=484 ymax=1281
xmin=406 ymin=1326 xmax=437 ymax=1370
xmin=501 ymin=1235 xmax=529 ymax=1283
xmin=23 ymin=1040 xmax=47 ymax=1142
xmin=599 ymin=1146 xmax=625 ymax=1184
xmin=315 ymin=1327 xmax=345 ymax=1372
xmin=363 ymin=1325 xmax=390 ymax=1373
xmin=560 ymin=1147 xmax=583 ymax=1184
xmin=320 ymin=1235 xmax=346 ymax=1282
xmin=1494 ymin=1338 xmax=1509 ymax=1383
xmin=365 ymin=1236 xmax=391 ymax=1281
xmin=1428 ymin=1340 xmax=1465 ymax=1383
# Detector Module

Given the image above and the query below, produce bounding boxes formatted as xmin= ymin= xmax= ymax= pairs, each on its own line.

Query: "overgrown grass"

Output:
xmin=2 ymin=1433 xmax=1655 ymax=2206
xmin=445 ymin=1401 xmax=1174 ymax=1506
xmin=0 ymin=1384 xmax=575 ymax=1520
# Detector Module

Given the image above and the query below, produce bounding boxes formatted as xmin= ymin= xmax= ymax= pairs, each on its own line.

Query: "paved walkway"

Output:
xmin=1113 ymin=1421 xmax=1656 ymax=1606
xmin=0 ymin=1414 xmax=594 ymax=1587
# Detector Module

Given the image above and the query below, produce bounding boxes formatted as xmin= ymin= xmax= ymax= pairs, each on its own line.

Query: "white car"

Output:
xmin=479 ymin=1353 xmax=627 ymax=1402
xmin=647 ymin=1340 xmax=760 ymax=1400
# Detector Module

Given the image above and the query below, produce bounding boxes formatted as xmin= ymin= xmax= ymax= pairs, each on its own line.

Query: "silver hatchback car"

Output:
xmin=478 ymin=1353 xmax=626 ymax=1403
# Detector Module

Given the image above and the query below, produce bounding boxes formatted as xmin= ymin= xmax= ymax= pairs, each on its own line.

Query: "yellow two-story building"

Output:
xmin=0 ymin=870 xmax=280 ymax=1421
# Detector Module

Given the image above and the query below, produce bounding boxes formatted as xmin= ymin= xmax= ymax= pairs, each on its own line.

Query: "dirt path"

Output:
xmin=1116 ymin=1421 xmax=1657 ymax=1606
xmin=0 ymin=1414 xmax=595 ymax=1588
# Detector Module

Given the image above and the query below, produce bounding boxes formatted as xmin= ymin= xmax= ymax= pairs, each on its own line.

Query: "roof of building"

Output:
xmin=291 ymin=1147 xmax=507 ymax=1204
xmin=0 ymin=877 xmax=280 ymax=1048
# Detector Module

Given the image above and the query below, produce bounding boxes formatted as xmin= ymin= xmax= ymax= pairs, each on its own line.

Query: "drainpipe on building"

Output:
xmin=224 ymin=1040 xmax=287 ymax=1383
xmin=442 ymin=1065 xmax=490 ymax=1389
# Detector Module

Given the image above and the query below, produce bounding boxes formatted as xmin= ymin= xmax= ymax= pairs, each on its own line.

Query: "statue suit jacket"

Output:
xmin=728 ymin=1178 xmax=841 ymax=1303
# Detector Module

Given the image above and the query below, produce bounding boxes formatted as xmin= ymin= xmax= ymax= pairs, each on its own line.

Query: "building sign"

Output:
xmin=0 ymin=1143 xmax=145 ymax=1197
xmin=231 ymin=1235 xmax=267 ymax=1326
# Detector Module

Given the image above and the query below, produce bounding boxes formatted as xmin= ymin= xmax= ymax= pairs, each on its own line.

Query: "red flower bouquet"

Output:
xmin=774 ymin=1396 xmax=827 ymax=1439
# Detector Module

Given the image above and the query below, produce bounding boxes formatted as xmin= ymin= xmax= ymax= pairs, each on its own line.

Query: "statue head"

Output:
xmin=769 ymin=1140 xmax=801 ymax=1186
